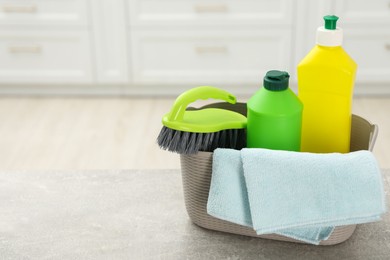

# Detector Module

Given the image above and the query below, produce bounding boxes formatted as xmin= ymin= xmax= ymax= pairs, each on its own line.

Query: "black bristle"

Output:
xmin=208 ymin=132 xmax=215 ymax=151
xmin=157 ymin=126 xmax=170 ymax=150
xmin=226 ymin=129 xmax=233 ymax=148
xmin=231 ymin=129 xmax=238 ymax=148
xmin=186 ymin=132 xmax=197 ymax=154
xmin=157 ymin=126 xmax=247 ymax=154
xmin=220 ymin=130 xmax=227 ymax=148
xmin=201 ymin=133 xmax=212 ymax=152
xmin=181 ymin=133 xmax=187 ymax=152
xmin=178 ymin=131 xmax=188 ymax=153
xmin=194 ymin=133 xmax=203 ymax=153
xmin=237 ymin=128 xmax=247 ymax=149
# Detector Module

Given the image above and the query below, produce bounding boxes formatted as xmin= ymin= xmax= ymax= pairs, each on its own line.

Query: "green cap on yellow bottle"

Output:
xmin=324 ymin=15 xmax=339 ymax=30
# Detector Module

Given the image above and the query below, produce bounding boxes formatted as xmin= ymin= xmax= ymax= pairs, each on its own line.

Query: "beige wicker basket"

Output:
xmin=180 ymin=102 xmax=378 ymax=246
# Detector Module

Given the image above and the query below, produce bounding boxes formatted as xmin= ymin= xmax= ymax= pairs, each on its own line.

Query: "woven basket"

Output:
xmin=180 ymin=102 xmax=378 ymax=245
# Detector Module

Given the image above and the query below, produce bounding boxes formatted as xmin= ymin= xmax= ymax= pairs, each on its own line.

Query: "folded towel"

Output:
xmin=242 ymin=148 xmax=386 ymax=235
xmin=206 ymin=149 xmax=331 ymax=243
xmin=207 ymin=148 xmax=387 ymax=245
xmin=207 ymin=149 xmax=252 ymax=227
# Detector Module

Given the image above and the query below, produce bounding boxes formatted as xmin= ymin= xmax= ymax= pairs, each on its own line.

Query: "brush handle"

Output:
xmin=168 ymin=86 xmax=237 ymax=122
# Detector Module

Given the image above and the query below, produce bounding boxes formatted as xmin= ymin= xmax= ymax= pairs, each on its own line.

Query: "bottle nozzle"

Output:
xmin=324 ymin=15 xmax=339 ymax=30
xmin=316 ymin=15 xmax=342 ymax=46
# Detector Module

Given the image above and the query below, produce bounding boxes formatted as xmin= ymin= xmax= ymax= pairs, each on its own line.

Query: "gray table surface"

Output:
xmin=0 ymin=169 xmax=389 ymax=260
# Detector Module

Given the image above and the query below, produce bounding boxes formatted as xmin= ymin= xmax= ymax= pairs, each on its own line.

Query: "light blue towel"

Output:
xmin=207 ymin=148 xmax=386 ymax=245
xmin=207 ymin=149 xmax=252 ymax=227
xmin=206 ymin=149 xmax=333 ymax=244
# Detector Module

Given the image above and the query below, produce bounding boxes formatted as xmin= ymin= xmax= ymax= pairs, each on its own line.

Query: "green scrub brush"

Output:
xmin=157 ymin=86 xmax=247 ymax=154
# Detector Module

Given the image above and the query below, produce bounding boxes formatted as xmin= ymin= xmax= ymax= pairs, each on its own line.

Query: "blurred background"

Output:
xmin=0 ymin=0 xmax=389 ymax=170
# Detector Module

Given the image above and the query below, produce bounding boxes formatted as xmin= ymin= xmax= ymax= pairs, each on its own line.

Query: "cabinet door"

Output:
xmin=343 ymin=29 xmax=390 ymax=83
xmin=128 ymin=0 xmax=294 ymax=26
xmin=0 ymin=30 xmax=93 ymax=83
xmin=0 ymin=0 xmax=89 ymax=27
xmin=130 ymin=29 xmax=292 ymax=84
xmin=334 ymin=0 xmax=390 ymax=25
xmin=91 ymin=0 xmax=129 ymax=83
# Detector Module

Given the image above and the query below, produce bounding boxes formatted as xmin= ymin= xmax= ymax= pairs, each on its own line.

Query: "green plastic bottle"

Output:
xmin=247 ymin=70 xmax=303 ymax=151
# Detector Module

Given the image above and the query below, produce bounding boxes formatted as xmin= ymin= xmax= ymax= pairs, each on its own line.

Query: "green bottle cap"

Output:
xmin=324 ymin=15 xmax=339 ymax=30
xmin=263 ymin=70 xmax=290 ymax=91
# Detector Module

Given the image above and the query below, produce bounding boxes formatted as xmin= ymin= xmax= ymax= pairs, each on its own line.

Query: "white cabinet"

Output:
xmin=128 ymin=0 xmax=295 ymax=89
xmin=0 ymin=0 xmax=89 ymax=27
xmin=334 ymin=0 xmax=390 ymax=25
xmin=91 ymin=0 xmax=129 ymax=83
xmin=131 ymin=29 xmax=292 ymax=85
xmin=343 ymin=29 xmax=390 ymax=83
xmin=0 ymin=0 xmax=388 ymax=94
xmin=0 ymin=31 xmax=92 ymax=83
xmin=128 ymin=0 xmax=294 ymax=26
xmin=0 ymin=0 xmax=129 ymax=85
xmin=0 ymin=0 xmax=93 ymax=84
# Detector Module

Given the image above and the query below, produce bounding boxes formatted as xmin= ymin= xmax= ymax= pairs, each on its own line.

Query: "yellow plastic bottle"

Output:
xmin=298 ymin=15 xmax=357 ymax=153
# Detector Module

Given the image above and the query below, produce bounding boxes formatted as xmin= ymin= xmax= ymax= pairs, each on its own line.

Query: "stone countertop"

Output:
xmin=0 ymin=169 xmax=389 ymax=260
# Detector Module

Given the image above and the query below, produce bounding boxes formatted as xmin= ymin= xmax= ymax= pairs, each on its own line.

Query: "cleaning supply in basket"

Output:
xmin=247 ymin=70 xmax=303 ymax=151
xmin=207 ymin=149 xmax=253 ymax=227
xmin=157 ymin=86 xmax=247 ymax=154
xmin=207 ymin=148 xmax=386 ymax=245
xmin=241 ymin=148 xmax=386 ymax=236
xmin=298 ymin=15 xmax=357 ymax=153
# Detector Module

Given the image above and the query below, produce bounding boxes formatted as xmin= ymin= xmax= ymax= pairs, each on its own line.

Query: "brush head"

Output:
xmin=157 ymin=126 xmax=246 ymax=154
xmin=157 ymin=86 xmax=247 ymax=154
